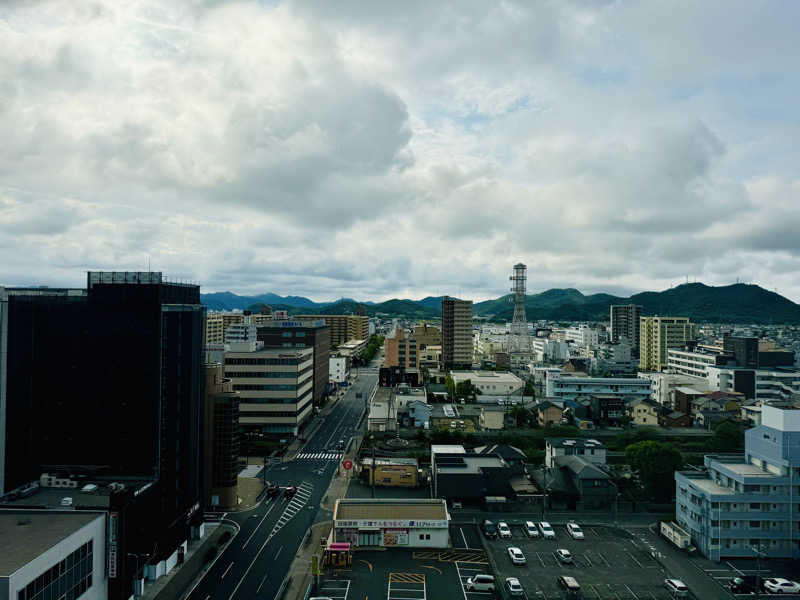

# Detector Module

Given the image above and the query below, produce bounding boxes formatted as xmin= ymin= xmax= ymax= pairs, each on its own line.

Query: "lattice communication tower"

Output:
xmin=509 ymin=262 xmax=528 ymax=336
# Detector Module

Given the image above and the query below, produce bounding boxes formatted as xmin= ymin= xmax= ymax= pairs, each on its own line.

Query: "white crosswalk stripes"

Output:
xmin=295 ymin=451 xmax=344 ymax=461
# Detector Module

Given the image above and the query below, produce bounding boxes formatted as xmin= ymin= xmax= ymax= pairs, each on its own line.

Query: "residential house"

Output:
xmin=628 ymin=397 xmax=661 ymax=426
xmin=530 ymin=455 xmax=617 ymax=511
xmin=545 ymin=438 xmax=606 ymax=468
xmin=659 ymin=410 xmax=694 ymax=428
xmin=535 ymin=400 xmax=563 ymax=427
xmin=474 ymin=445 xmax=528 ymax=475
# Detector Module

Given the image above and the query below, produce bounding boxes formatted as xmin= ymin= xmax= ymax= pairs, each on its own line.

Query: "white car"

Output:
xmin=663 ymin=579 xmax=689 ymax=597
xmin=539 ymin=521 xmax=556 ymax=539
xmin=498 ymin=522 xmax=512 ymax=539
xmin=524 ymin=521 xmax=540 ymax=538
xmin=763 ymin=579 xmax=800 ymax=594
xmin=505 ymin=577 xmax=524 ymax=597
xmin=507 ymin=547 xmax=526 ymax=565
xmin=566 ymin=522 xmax=584 ymax=539
xmin=555 ymin=548 xmax=573 ymax=564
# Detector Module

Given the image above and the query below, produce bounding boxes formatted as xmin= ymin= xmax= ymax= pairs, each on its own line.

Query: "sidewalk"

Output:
xmin=136 ymin=521 xmax=237 ymax=600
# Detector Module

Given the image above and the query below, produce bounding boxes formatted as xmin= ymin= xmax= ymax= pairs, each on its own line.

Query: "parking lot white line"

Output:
xmin=596 ymin=552 xmax=611 ymax=567
xmin=583 ymin=553 xmax=593 ymax=567
xmin=625 ymin=584 xmax=640 ymax=600
xmin=625 ymin=550 xmax=644 ymax=568
xmin=536 ymin=552 xmax=546 ymax=567
xmin=551 ymin=552 xmax=565 ymax=568
xmin=726 ymin=561 xmax=745 ymax=575
xmin=589 ymin=584 xmax=602 ymax=599
xmin=221 ymin=561 xmax=234 ymax=579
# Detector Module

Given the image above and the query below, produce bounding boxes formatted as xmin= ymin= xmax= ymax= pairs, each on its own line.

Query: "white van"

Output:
xmin=466 ymin=574 xmax=496 ymax=592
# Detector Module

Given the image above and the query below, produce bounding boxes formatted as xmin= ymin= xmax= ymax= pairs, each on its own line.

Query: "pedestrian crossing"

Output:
xmin=295 ymin=451 xmax=344 ymax=461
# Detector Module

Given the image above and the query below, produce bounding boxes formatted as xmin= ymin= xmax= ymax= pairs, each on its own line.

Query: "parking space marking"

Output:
xmin=625 ymin=550 xmax=644 ymax=568
xmin=387 ymin=571 xmax=426 ymax=600
xmin=319 ymin=578 xmax=350 ymax=600
xmin=550 ymin=552 xmax=566 ymax=568
xmin=455 ymin=561 xmax=493 ymax=600
xmin=595 ymin=551 xmax=611 ymax=567
xmin=412 ymin=550 xmax=487 ymax=564
xmin=535 ymin=552 xmax=546 ymax=567
xmin=625 ymin=584 xmax=640 ymax=600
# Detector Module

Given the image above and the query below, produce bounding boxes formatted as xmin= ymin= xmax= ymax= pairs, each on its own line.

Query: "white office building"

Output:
xmin=546 ymin=374 xmax=652 ymax=403
xmin=639 ymin=372 xmax=709 ymax=409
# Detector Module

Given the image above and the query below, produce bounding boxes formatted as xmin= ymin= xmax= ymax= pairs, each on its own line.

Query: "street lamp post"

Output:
xmin=751 ymin=544 xmax=767 ymax=600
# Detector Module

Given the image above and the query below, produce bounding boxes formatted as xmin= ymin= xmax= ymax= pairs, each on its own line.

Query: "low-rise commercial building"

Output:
xmin=329 ymin=355 xmax=349 ymax=384
xmin=332 ymin=499 xmax=449 ymax=548
xmin=450 ymin=370 xmax=523 ymax=396
xmin=431 ymin=447 xmax=514 ymax=502
xmin=639 ymin=371 xmax=708 ymax=409
xmin=0 ymin=510 xmax=107 ymax=600
xmin=674 ymin=405 xmax=800 ymax=560
xmin=545 ymin=374 xmax=651 ymax=404
xmin=359 ymin=457 xmax=419 ymax=487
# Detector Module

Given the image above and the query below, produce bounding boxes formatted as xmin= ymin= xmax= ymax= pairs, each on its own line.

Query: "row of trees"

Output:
xmin=355 ymin=334 xmax=384 ymax=365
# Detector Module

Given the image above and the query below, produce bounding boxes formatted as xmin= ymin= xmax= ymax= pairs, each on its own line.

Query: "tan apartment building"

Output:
xmin=413 ymin=324 xmax=441 ymax=349
xmin=384 ymin=329 xmax=419 ymax=369
xmin=294 ymin=314 xmax=369 ymax=348
xmin=206 ymin=312 xmax=245 ymax=343
xmin=639 ymin=316 xmax=696 ymax=372
xmin=442 ymin=297 xmax=473 ymax=370
xmin=224 ymin=345 xmax=314 ymax=436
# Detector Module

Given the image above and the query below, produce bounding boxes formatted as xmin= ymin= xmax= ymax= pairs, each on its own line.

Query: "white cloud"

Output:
xmin=0 ymin=0 xmax=799 ymax=302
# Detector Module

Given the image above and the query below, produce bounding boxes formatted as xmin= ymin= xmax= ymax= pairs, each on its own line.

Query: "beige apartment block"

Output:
xmin=413 ymin=324 xmax=441 ymax=349
xmin=294 ymin=314 xmax=369 ymax=348
xmin=206 ymin=312 xmax=246 ymax=344
xmin=384 ymin=329 xmax=419 ymax=369
xmin=639 ymin=316 xmax=697 ymax=372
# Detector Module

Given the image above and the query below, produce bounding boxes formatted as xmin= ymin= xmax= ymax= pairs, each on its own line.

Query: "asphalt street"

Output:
xmin=187 ymin=364 xmax=378 ymax=600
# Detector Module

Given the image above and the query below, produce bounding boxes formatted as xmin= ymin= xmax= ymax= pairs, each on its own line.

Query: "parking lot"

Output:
xmin=693 ymin=555 xmax=800 ymax=599
xmin=317 ymin=547 xmax=488 ymax=600
xmin=484 ymin=522 xmax=681 ymax=599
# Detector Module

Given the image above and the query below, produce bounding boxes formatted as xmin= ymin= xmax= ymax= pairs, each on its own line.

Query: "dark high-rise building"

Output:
xmin=610 ymin=304 xmax=641 ymax=349
xmin=256 ymin=318 xmax=330 ymax=407
xmin=0 ymin=272 xmax=205 ymax=599
xmin=441 ymin=297 xmax=473 ymax=370
xmin=202 ymin=363 xmax=239 ymax=509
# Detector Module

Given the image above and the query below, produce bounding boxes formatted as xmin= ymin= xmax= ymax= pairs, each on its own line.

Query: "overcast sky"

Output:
xmin=1 ymin=1 xmax=799 ymax=302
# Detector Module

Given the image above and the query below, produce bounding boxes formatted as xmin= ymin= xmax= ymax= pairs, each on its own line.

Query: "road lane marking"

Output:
xmin=274 ymin=546 xmax=283 ymax=560
xmin=243 ymin=498 xmax=280 ymax=548
xmin=221 ymin=562 xmax=234 ymax=579
xmin=256 ymin=572 xmax=268 ymax=594
xmin=421 ymin=565 xmax=443 ymax=575
xmin=460 ymin=528 xmax=469 ymax=548
xmin=360 ymin=559 xmax=373 ymax=572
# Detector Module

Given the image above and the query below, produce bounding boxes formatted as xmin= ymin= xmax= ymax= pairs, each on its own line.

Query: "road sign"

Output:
xmin=342 ymin=460 xmax=353 ymax=470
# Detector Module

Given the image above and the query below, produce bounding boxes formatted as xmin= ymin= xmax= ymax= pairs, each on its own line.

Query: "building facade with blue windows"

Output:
xmin=674 ymin=405 xmax=800 ymax=560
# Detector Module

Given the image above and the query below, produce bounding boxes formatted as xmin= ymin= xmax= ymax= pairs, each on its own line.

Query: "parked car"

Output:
xmin=507 ymin=547 xmax=526 ymax=565
xmin=763 ymin=579 xmax=800 ymax=594
xmin=663 ymin=578 xmax=689 ymax=597
xmin=466 ymin=574 xmax=495 ymax=592
xmin=505 ymin=577 xmax=524 ymax=597
xmin=524 ymin=521 xmax=540 ymax=538
xmin=566 ymin=521 xmax=584 ymax=539
xmin=284 ymin=486 xmax=297 ymax=499
xmin=539 ymin=521 xmax=556 ymax=539
xmin=555 ymin=549 xmax=573 ymax=564
xmin=481 ymin=519 xmax=498 ymax=539
xmin=557 ymin=576 xmax=581 ymax=593
xmin=498 ymin=522 xmax=512 ymax=539
xmin=729 ymin=577 xmax=756 ymax=594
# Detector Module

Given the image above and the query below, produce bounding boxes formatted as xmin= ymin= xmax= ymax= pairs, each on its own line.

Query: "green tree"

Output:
xmin=625 ymin=441 xmax=683 ymax=500
xmin=445 ymin=375 xmax=456 ymax=399
xmin=523 ymin=380 xmax=536 ymax=398
xmin=707 ymin=421 xmax=744 ymax=452
xmin=455 ymin=379 xmax=474 ymax=399
xmin=508 ymin=406 xmax=532 ymax=427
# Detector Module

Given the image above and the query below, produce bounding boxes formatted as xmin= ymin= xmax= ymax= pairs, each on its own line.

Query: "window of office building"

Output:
xmin=18 ymin=539 xmax=93 ymax=600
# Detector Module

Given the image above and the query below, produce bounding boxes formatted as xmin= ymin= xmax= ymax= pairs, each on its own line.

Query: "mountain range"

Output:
xmin=200 ymin=283 xmax=800 ymax=324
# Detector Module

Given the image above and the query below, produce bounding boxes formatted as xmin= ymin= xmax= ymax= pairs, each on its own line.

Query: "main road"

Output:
xmin=187 ymin=362 xmax=379 ymax=600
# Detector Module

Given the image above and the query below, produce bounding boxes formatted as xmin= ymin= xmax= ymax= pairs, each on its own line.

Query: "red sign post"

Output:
xmin=342 ymin=459 xmax=353 ymax=470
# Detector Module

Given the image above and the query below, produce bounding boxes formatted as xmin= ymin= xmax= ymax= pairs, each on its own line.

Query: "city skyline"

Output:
xmin=2 ymin=2 xmax=799 ymax=302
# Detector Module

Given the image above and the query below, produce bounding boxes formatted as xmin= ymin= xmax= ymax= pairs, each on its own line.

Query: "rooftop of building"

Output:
xmin=678 ymin=471 xmax=733 ymax=496
xmin=224 ymin=346 xmax=313 ymax=356
xmin=449 ymin=370 xmax=522 ymax=382
xmin=360 ymin=457 xmax=419 ymax=467
xmin=1 ymin=476 xmax=154 ymax=510
xmin=546 ymin=437 xmax=606 ymax=450
xmin=334 ymin=498 xmax=448 ymax=521
xmin=554 ymin=455 xmax=612 ymax=480
xmin=433 ymin=454 xmax=508 ymax=474
xmin=430 ymin=444 xmax=466 ymax=455
xmin=0 ymin=510 xmax=104 ymax=576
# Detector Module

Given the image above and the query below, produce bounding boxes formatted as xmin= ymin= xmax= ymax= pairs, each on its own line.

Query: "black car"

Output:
xmin=284 ymin=486 xmax=298 ymax=499
xmin=266 ymin=483 xmax=280 ymax=498
xmin=729 ymin=576 xmax=758 ymax=594
xmin=481 ymin=519 xmax=498 ymax=539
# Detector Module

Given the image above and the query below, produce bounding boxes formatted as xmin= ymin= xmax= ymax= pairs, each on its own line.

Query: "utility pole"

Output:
xmin=371 ymin=444 xmax=376 ymax=499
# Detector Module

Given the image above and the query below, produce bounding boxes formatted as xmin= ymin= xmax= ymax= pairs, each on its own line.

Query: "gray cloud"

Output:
xmin=0 ymin=0 xmax=798 ymax=302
